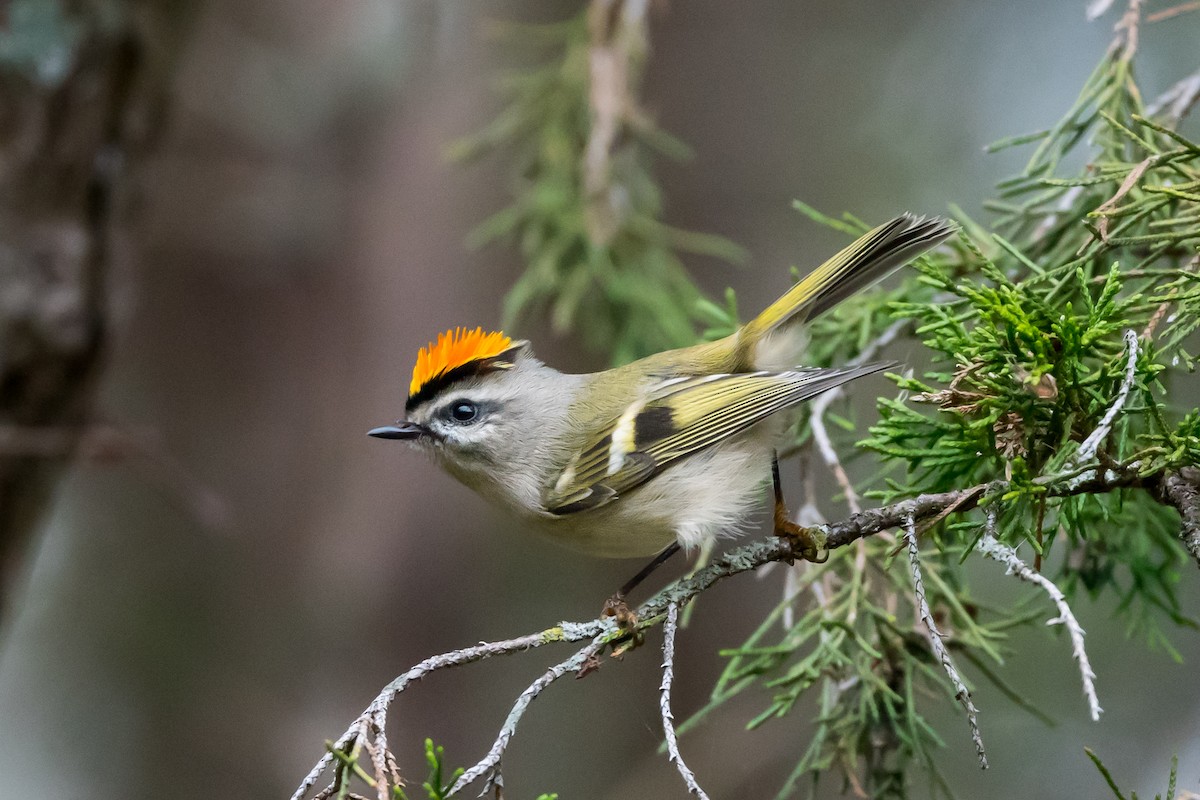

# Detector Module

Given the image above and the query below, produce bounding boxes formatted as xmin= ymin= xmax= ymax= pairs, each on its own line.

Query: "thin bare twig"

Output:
xmin=809 ymin=401 xmax=860 ymax=511
xmin=290 ymin=627 xmax=587 ymax=800
xmin=1075 ymin=329 xmax=1140 ymax=466
xmin=1114 ymin=0 xmax=1143 ymax=61
xmin=660 ymin=603 xmax=710 ymax=800
xmin=1146 ymin=1 xmax=1200 ymax=23
xmin=583 ymin=0 xmax=649 ymax=244
xmin=448 ymin=635 xmax=610 ymax=796
xmin=804 ymin=322 xmax=907 ymax=622
xmin=977 ymin=509 xmax=1102 ymax=722
xmin=903 ymin=516 xmax=987 ymax=769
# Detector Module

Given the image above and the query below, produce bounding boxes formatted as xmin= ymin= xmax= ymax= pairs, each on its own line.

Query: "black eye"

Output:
xmin=449 ymin=401 xmax=478 ymax=423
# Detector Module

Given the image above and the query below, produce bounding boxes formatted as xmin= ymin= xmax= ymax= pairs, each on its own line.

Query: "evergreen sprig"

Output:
xmin=330 ymin=737 xmax=557 ymax=800
xmin=1086 ymin=747 xmax=1178 ymax=800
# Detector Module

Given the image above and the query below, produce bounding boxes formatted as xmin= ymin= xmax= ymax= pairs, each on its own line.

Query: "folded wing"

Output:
xmin=543 ymin=364 xmax=890 ymax=515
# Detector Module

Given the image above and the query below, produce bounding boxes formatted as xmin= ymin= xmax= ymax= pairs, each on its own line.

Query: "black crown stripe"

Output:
xmin=405 ymin=353 xmax=516 ymax=412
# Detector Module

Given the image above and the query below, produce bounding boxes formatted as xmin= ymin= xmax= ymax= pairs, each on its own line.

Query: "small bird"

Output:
xmin=370 ymin=215 xmax=953 ymax=595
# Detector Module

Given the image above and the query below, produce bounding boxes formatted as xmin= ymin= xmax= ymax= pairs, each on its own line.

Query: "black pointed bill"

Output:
xmin=368 ymin=422 xmax=429 ymax=440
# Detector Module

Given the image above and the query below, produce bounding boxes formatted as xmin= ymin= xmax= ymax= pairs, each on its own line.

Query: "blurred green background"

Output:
xmin=1 ymin=1 xmax=1198 ymax=798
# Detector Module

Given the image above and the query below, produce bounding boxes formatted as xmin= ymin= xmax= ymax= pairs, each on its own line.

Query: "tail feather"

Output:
xmin=741 ymin=215 xmax=956 ymax=349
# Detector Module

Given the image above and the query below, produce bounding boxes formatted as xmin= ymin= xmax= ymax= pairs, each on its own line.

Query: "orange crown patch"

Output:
xmin=410 ymin=327 xmax=513 ymax=398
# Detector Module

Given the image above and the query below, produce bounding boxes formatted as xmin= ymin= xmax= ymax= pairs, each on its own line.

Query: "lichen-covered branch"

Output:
xmin=1157 ymin=469 xmax=1200 ymax=569
xmin=290 ymin=627 xmax=598 ymax=800
xmin=660 ymin=602 xmax=710 ymax=800
xmin=290 ymin=464 xmax=1150 ymax=800
xmin=447 ymin=635 xmax=609 ymax=796
xmin=1074 ymin=329 xmax=1139 ymax=466
xmin=977 ymin=509 xmax=1102 ymax=721
xmin=903 ymin=517 xmax=988 ymax=769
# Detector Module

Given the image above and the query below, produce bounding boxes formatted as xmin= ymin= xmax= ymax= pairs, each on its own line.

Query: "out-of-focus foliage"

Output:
xmin=863 ymin=42 xmax=1200 ymax=648
xmin=451 ymin=9 xmax=744 ymax=364
xmin=1086 ymin=747 xmax=1178 ymax=800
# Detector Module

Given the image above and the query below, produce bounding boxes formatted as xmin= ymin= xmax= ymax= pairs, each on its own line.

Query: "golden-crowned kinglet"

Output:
xmin=370 ymin=215 xmax=953 ymax=562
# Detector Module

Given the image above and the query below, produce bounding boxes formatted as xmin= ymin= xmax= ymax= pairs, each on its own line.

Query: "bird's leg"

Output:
xmin=772 ymin=451 xmax=827 ymax=563
xmin=603 ymin=542 xmax=681 ymax=637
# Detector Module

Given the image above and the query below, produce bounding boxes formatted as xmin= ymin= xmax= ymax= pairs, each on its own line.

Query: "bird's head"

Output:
xmin=369 ymin=326 xmax=536 ymax=451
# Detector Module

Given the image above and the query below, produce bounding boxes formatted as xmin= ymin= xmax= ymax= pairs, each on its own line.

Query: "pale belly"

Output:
xmin=527 ymin=424 xmax=778 ymax=558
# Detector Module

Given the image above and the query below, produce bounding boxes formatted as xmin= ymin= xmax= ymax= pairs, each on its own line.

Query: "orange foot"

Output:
xmin=774 ymin=503 xmax=828 ymax=563
xmin=602 ymin=594 xmax=643 ymax=657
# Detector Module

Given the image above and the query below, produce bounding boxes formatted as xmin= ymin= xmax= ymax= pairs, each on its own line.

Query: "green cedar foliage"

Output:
xmin=690 ymin=15 xmax=1199 ymax=798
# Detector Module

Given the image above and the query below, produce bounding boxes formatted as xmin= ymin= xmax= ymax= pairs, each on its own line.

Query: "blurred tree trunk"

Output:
xmin=0 ymin=0 xmax=191 ymax=616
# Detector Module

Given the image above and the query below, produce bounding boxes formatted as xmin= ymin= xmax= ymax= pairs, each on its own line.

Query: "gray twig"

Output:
xmin=1157 ymin=469 xmax=1200 ymax=568
xmin=660 ymin=603 xmax=710 ymax=800
xmin=1075 ymin=329 xmax=1139 ymax=465
xmin=290 ymin=627 xmax=601 ymax=800
xmin=977 ymin=509 xmax=1102 ymax=721
xmin=291 ymin=469 xmax=1151 ymax=799
xmin=903 ymin=516 xmax=988 ymax=769
xmin=583 ymin=0 xmax=650 ymax=243
xmin=447 ymin=636 xmax=609 ymax=796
